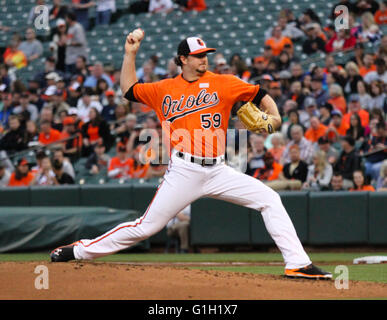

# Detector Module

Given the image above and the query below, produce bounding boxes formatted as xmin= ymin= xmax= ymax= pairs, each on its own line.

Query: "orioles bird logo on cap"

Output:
xmin=197 ymin=39 xmax=204 ymax=46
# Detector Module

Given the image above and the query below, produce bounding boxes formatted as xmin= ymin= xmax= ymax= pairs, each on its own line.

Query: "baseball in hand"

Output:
xmin=132 ymin=28 xmax=144 ymax=41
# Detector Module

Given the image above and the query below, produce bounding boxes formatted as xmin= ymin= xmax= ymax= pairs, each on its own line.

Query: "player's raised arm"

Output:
xmin=259 ymin=94 xmax=282 ymax=130
xmin=120 ymin=29 xmax=144 ymax=95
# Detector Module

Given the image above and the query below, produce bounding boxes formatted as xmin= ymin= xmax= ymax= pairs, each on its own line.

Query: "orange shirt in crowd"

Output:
xmin=108 ymin=157 xmax=134 ymax=178
xmin=329 ymin=121 xmax=350 ymax=137
xmin=359 ymin=65 xmax=377 ymax=77
xmin=264 ymin=36 xmax=293 ymax=56
xmin=305 ymin=124 xmax=328 ymax=143
xmin=3 ymin=48 xmax=27 ymax=69
xmin=349 ymin=185 xmax=375 ymax=192
xmin=131 ymin=163 xmax=151 ymax=179
xmin=342 ymin=110 xmax=370 ymax=128
xmin=8 ymin=172 xmax=35 ymax=187
xmin=186 ymin=0 xmax=207 ymax=11
xmin=328 ymin=96 xmax=347 ymax=115
xmin=253 ymin=162 xmax=283 ymax=181
xmin=87 ymin=124 xmax=100 ymax=143
xmin=374 ymin=9 xmax=387 ymax=25
xmin=268 ymin=146 xmax=285 ymax=163
xmin=38 ymin=128 xmax=62 ymax=145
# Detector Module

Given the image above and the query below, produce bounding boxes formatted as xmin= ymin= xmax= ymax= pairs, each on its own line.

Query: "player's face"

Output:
xmin=186 ymin=53 xmax=208 ymax=74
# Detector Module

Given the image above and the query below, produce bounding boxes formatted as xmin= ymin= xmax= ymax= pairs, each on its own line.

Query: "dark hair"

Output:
xmin=332 ymin=171 xmax=343 ymax=178
xmin=66 ymin=12 xmax=77 ymax=22
xmin=174 ymin=55 xmax=184 ymax=67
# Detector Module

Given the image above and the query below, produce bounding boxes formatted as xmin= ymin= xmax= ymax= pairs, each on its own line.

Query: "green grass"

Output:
xmin=1 ymin=252 xmax=387 ymax=263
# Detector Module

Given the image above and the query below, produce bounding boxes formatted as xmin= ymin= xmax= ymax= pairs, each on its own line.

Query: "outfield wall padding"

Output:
xmin=0 ymin=186 xmax=386 ymax=251
xmin=0 ymin=206 xmax=144 ymax=252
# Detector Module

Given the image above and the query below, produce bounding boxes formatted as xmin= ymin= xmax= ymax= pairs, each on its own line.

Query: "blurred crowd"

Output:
xmin=0 ymin=0 xmax=386 ymax=191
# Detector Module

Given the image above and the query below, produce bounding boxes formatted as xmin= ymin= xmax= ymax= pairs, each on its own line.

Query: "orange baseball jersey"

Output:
xmin=125 ymin=71 xmax=263 ymax=157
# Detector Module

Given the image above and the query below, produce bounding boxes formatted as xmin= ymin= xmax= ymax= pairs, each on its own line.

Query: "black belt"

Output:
xmin=176 ymin=151 xmax=224 ymax=167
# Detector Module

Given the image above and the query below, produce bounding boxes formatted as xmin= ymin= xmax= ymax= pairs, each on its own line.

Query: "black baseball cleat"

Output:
xmin=50 ymin=245 xmax=76 ymax=262
xmin=285 ymin=264 xmax=332 ymax=280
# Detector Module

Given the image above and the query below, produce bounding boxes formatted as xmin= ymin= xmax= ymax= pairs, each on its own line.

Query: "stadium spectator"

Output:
xmin=65 ymin=12 xmax=88 ymax=74
xmin=246 ymin=134 xmax=267 ymax=176
xmin=96 ymin=0 xmax=116 ymax=25
xmin=252 ymin=151 xmax=283 ymax=183
xmin=32 ymin=155 xmax=58 ymax=186
xmin=71 ymin=0 xmax=95 ymax=31
xmin=354 ymin=0 xmax=380 ymax=15
xmin=325 ymin=29 xmax=356 ymax=53
xmin=0 ymin=162 xmax=11 ymax=187
xmin=364 ymin=58 xmax=387 ymax=83
xmin=300 ymin=96 xmax=319 ymax=128
xmin=114 ymin=113 xmax=137 ymax=144
xmin=282 ymin=124 xmax=314 ymax=164
xmin=148 ymin=0 xmax=174 ymax=14
xmin=49 ymin=19 xmax=68 ymax=72
xmin=76 ymin=88 xmax=103 ymax=122
xmin=49 ymin=0 xmax=69 ymax=21
xmin=328 ymin=84 xmax=347 ymax=115
xmin=350 ymin=42 xmax=366 ymax=68
xmin=361 ymin=121 xmax=387 ymax=180
xmin=268 ymin=132 xmax=286 ymax=164
xmin=60 ymin=116 xmax=82 ymax=161
xmin=302 ymin=23 xmax=326 ymax=55
xmin=8 ymin=158 xmax=34 ymax=187
xmin=166 ymin=205 xmax=191 ymax=254
xmin=53 ymin=149 xmax=75 ymax=178
xmin=376 ymin=160 xmax=387 ymax=190
xmin=346 ymin=112 xmax=367 ymax=142
xmin=369 ymin=80 xmax=386 ymax=110
xmin=315 ymin=136 xmax=340 ymax=164
xmin=302 ymin=150 xmax=333 ymax=191
xmin=264 ymin=26 xmax=293 ymax=57
xmin=18 ymin=28 xmax=43 ymax=63
xmin=84 ymin=62 xmax=113 ymax=89
xmin=357 ymin=79 xmax=373 ymax=110
xmin=310 ymin=75 xmax=329 ymax=107
xmin=0 ymin=93 xmax=13 ymax=129
xmin=178 ymin=0 xmax=207 ymax=12
xmin=334 ymin=135 xmax=361 ymax=188
xmin=318 ymin=102 xmax=333 ymax=126
xmin=53 ymin=157 xmax=75 ymax=184
xmin=349 ymin=169 xmax=375 ymax=191
xmin=81 ymin=107 xmax=112 ymax=156
xmin=3 ymin=39 xmax=27 ymax=69
xmin=278 ymin=144 xmax=308 ymax=190
xmin=28 ymin=0 xmax=46 ymax=25
xmin=374 ymin=1 xmax=387 ymax=24
xmin=38 ymin=120 xmax=62 ymax=146
xmin=100 ymin=90 xmax=117 ymax=122
xmin=107 ymin=142 xmax=134 ymax=179
xmin=359 ymin=53 xmax=377 ymax=77
xmin=328 ymin=172 xmax=345 ymax=191
xmin=33 ymin=56 xmax=61 ymax=89
xmin=305 ymin=116 xmax=328 ymax=143
xmin=24 ymin=120 xmax=39 ymax=147
xmin=344 ymin=94 xmax=371 ymax=128
xmin=0 ymin=115 xmax=26 ymax=155
xmin=85 ymin=141 xmax=111 ymax=175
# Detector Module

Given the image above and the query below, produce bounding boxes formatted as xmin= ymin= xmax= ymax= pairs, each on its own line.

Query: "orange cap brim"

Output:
xmin=189 ymin=48 xmax=216 ymax=55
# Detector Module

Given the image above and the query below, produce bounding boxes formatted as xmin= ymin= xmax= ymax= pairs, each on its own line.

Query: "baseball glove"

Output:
xmin=237 ymin=102 xmax=275 ymax=134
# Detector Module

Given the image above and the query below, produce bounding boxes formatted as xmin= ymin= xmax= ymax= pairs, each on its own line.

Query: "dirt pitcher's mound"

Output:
xmin=1 ymin=262 xmax=386 ymax=300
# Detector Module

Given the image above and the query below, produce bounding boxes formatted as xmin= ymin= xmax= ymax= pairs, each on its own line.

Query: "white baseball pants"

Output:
xmin=74 ymin=151 xmax=311 ymax=269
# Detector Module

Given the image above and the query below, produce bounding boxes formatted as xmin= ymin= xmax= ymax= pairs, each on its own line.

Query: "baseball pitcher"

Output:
xmin=51 ymin=31 xmax=331 ymax=279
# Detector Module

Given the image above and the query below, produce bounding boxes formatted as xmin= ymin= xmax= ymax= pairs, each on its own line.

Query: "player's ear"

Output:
xmin=179 ymin=55 xmax=188 ymax=66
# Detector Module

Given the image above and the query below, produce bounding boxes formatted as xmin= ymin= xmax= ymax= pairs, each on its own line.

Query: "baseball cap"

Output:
xmin=304 ymin=96 xmax=317 ymax=107
xmin=17 ymin=158 xmax=29 ymax=166
xmin=349 ymin=94 xmax=360 ymax=102
xmin=46 ymin=72 xmax=59 ymax=81
xmin=177 ymin=37 xmax=216 ymax=56
xmin=331 ymin=109 xmax=342 ymax=117
xmin=320 ymin=102 xmax=333 ymax=112
xmin=279 ymin=70 xmax=292 ymax=79
xmin=117 ymin=142 xmax=127 ymax=152
xmin=44 ymin=85 xmax=57 ymax=96
xmin=105 ymin=90 xmax=115 ymax=97
xmin=261 ymin=74 xmax=273 ymax=81
xmin=56 ymin=18 xmax=66 ymax=27
xmin=254 ymin=56 xmax=265 ymax=63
